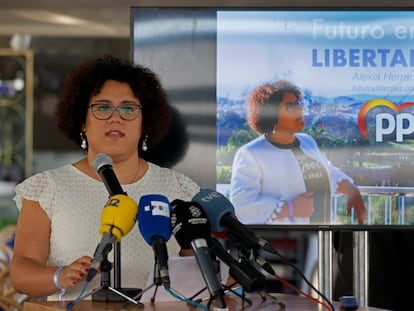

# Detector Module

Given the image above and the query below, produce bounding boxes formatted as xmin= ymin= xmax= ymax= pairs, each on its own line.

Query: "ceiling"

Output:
xmin=1 ymin=0 xmax=413 ymax=39
xmin=0 ymin=1 xmax=137 ymax=38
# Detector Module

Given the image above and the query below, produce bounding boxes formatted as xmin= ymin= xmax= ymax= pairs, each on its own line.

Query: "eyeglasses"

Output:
xmin=284 ymin=100 xmax=303 ymax=113
xmin=89 ymin=102 xmax=142 ymax=121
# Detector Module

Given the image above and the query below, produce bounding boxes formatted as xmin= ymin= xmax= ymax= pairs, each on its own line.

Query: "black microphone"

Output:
xmin=171 ymin=199 xmax=227 ymax=310
xmin=93 ymin=153 xmax=126 ymax=196
xmin=209 ymin=237 xmax=266 ymax=292
xmin=224 ymin=230 xmax=276 ymax=276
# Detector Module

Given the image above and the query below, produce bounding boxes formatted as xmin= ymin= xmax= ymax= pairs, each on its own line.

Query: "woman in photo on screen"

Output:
xmin=9 ymin=55 xmax=200 ymax=301
xmin=228 ymin=79 xmax=367 ymax=302
xmin=229 ymin=79 xmax=366 ymax=225
xmin=227 ymin=79 xmax=414 ymax=311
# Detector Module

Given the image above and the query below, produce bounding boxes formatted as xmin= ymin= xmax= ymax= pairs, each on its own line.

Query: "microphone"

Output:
xmin=87 ymin=194 xmax=138 ymax=281
xmin=171 ymin=199 xmax=227 ymax=310
xmin=138 ymin=194 xmax=172 ymax=288
xmin=223 ymin=229 xmax=276 ymax=276
xmin=87 ymin=153 xmax=138 ymax=282
xmin=208 ymin=237 xmax=266 ymax=292
xmin=192 ymin=189 xmax=274 ymax=253
xmin=93 ymin=153 xmax=125 ymax=196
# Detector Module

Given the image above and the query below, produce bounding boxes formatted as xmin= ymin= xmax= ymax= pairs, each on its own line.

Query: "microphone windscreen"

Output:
xmin=138 ymin=194 xmax=172 ymax=245
xmin=192 ymin=189 xmax=235 ymax=233
xmin=92 ymin=153 xmax=125 ymax=196
xmin=99 ymin=194 xmax=138 ymax=242
xmin=93 ymin=153 xmax=112 ymax=172
xmin=171 ymin=199 xmax=211 ymax=249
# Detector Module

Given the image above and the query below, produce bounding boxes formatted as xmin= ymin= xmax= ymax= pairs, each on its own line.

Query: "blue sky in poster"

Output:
xmin=217 ymin=10 xmax=414 ymax=101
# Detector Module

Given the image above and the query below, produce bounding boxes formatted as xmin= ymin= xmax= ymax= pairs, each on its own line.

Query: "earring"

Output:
xmin=80 ymin=131 xmax=87 ymax=150
xmin=142 ymin=134 xmax=148 ymax=151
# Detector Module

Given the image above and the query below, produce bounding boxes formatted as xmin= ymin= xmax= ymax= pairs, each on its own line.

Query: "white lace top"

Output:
xmin=13 ymin=162 xmax=200 ymax=301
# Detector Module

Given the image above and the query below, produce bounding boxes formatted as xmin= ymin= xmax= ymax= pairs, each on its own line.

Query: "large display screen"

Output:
xmin=132 ymin=8 xmax=414 ymax=229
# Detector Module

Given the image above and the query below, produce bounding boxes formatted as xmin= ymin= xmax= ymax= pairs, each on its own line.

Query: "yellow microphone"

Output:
xmin=87 ymin=194 xmax=138 ymax=282
xmin=86 ymin=153 xmax=139 ymax=282
xmin=100 ymin=194 xmax=138 ymax=242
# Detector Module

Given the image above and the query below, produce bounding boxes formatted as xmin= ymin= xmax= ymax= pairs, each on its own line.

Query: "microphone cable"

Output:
xmin=264 ymin=245 xmax=335 ymax=311
xmin=271 ymin=271 xmax=334 ymax=311
xmin=239 ymin=247 xmax=334 ymax=311
xmin=165 ymin=287 xmax=209 ymax=311
xmin=65 ymin=281 xmax=89 ymax=311
xmin=227 ymin=230 xmax=335 ymax=311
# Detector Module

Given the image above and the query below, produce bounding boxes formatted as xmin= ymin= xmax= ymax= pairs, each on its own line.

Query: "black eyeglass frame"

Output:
xmin=88 ymin=103 xmax=143 ymax=121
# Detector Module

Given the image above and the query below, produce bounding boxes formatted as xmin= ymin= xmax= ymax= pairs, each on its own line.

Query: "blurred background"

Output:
xmin=0 ymin=1 xmax=135 ymax=227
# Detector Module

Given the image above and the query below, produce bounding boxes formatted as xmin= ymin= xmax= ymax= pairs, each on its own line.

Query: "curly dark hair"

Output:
xmin=55 ymin=54 xmax=171 ymax=154
xmin=246 ymin=79 xmax=302 ymax=134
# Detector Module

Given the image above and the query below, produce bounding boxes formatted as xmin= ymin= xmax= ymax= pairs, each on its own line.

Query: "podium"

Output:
xmin=23 ymin=293 xmax=391 ymax=311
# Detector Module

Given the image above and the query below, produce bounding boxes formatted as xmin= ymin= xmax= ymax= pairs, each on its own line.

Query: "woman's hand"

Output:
xmin=291 ymin=192 xmax=315 ymax=218
xmin=57 ymin=256 xmax=93 ymax=290
xmin=338 ymin=180 xmax=367 ymax=224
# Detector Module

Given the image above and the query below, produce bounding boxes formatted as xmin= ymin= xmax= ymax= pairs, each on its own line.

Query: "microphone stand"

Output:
xmin=204 ymin=247 xmax=253 ymax=306
xmin=188 ymin=247 xmax=248 ymax=310
xmin=222 ymin=280 xmax=252 ymax=305
xmin=92 ymin=241 xmax=142 ymax=304
xmin=127 ymin=255 xmax=188 ymax=307
xmin=227 ymin=233 xmax=285 ymax=304
xmin=128 ymin=259 xmax=163 ymax=305
xmin=191 ymin=276 xmax=252 ymax=307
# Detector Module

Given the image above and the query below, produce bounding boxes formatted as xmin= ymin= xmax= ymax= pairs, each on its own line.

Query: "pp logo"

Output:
xmin=358 ymin=99 xmax=414 ymax=142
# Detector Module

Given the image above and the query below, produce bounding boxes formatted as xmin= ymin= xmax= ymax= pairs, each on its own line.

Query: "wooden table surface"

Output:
xmin=23 ymin=292 xmax=391 ymax=311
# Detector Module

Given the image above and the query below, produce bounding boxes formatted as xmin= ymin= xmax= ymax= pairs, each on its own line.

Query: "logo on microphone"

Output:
xmin=143 ymin=200 xmax=170 ymax=217
xmin=189 ymin=205 xmax=202 ymax=217
xmin=105 ymin=197 xmax=121 ymax=207
xmin=198 ymin=190 xmax=221 ymax=203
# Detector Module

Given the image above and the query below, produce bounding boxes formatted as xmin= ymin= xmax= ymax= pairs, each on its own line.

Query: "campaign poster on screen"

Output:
xmin=216 ymin=10 xmax=414 ymax=225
